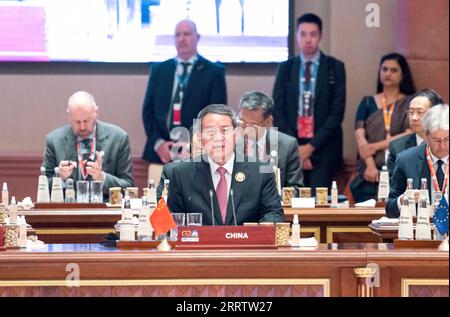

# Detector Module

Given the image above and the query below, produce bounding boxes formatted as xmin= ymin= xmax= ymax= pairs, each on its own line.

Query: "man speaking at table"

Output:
xmin=167 ymin=104 xmax=284 ymax=225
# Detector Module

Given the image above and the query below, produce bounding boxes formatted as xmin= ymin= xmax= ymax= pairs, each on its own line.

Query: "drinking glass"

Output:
xmin=90 ymin=181 xmax=103 ymax=203
xmin=76 ymin=181 xmax=89 ymax=203
xmin=187 ymin=213 xmax=202 ymax=226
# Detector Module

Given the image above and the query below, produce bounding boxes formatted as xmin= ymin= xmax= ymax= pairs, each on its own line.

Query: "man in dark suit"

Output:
xmin=386 ymin=104 xmax=448 ymax=218
xmin=142 ymin=19 xmax=227 ymax=164
xmin=42 ymin=91 xmax=134 ymax=196
xmin=167 ymin=104 xmax=284 ymax=225
xmin=156 ymin=127 xmax=202 ymax=201
xmin=387 ymin=89 xmax=444 ymax=176
xmin=236 ymin=90 xmax=303 ymax=195
xmin=272 ymin=13 xmax=346 ymax=193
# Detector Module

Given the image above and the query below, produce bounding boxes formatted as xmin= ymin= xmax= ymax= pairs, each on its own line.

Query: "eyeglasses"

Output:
xmin=406 ymin=109 xmax=427 ymax=117
xmin=237 ymin=118 xmax=267 ymax=129
xmin=201 ymin=127 xmax=234 ymax=138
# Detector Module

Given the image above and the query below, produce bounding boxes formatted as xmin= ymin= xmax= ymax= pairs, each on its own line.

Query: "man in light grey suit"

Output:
xmin=42 ymin=91 xmax=134 ymax=196
xmin=237 ymin=91 xmax=304 ymax=196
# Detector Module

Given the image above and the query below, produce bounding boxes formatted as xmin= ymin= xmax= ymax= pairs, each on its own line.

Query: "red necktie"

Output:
xmin=216 ymin=167 xmax=228 ymax=223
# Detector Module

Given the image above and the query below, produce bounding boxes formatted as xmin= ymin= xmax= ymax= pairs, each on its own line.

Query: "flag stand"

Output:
xmin=438 ymin=235 xmax=448 ymax=251
xmin=157 ymin=238 xmax=172 ymax=251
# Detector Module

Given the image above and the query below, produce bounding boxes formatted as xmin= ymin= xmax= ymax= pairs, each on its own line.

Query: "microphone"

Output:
xmin=230 ymin=189 xmax=237 ymax=226
xmin=209 ymin=190 xmax=215 ymax=226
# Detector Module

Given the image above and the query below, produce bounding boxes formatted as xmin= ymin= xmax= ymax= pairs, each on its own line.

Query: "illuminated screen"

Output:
xmin=0 ymin=0 xmax=289 ymax=62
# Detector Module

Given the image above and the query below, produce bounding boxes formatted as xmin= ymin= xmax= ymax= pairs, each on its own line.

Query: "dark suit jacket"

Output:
xmin=41 ymin=120 xmax=134 ymax=195
xmin=142 ymin=55 xmax=227 ymax=163
xmin=273 ymin=52 xmax=346 ymax=181
xmin=235 ymin=129 xmax=303 ymax=195
xmin=166 ymin=156 xmax=285 ymax=225
xmin=386 ymin=143 xmax=432 ymax=218
xmin=387 ymin=133 xmax=417 ymax=177
xmin=272 ymin=51 xmax=346 ymax=171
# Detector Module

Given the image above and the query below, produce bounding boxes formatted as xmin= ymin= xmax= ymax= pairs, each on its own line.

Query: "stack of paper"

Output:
xmin=355 ymin=199 xmax=376 ymax=207
xmin=372 ymin=217 xmax=399 ymax=227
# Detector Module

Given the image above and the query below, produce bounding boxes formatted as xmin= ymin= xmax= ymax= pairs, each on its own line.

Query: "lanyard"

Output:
xmin=176 ymin=64 xmax=191 ymax=106
xmin=426 ymin=145 xmax=449 ymax=193
xmin=77 ymin=135 xmax=96 ymax=180
xmin=382 ymin=96 xmax=395 ymax=136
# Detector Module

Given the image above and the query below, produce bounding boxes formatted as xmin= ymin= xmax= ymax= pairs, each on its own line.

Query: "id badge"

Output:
xmin=297 ymin=116 xmax=314 ymax=139
xmin=173 ymin=103 xmax=181 ymax=126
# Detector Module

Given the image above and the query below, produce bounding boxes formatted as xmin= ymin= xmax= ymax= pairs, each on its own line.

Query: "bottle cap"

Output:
xmin=293 ymin=214 xmax=299 ymax=224
xmin=40 ymin=166 xmax=46 ymax=173
xmin=2 ymin=182 xmax=7 ymax=191
xmin=11 ymin=196 xmax=16 ymax=205
xmin=54 ymin=167 xmax=59 ymax=173
xmin=164 ymin=179 xmax=170 ymax=185
xmin=382 ymin=166 xmax=387 ymax=171
xmin=332 ymin=181 xmax=337 ymax=189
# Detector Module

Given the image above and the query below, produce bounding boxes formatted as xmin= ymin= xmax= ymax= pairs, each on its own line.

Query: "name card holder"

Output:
xmin=393 ymin=239 xmax=442 ymax=249
xmin=291 ymin=197 xmax=315 ymax=208
xmin=175 ymin=225 xmax=277 ymax=250
xmin=34 ymin=202 xmax=107 ymax=209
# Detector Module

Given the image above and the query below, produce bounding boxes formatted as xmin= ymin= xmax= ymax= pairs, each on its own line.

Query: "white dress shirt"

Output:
xmin=416 ymin=134 xmax=425 ymax=146
xmin=208 ymin=153 xmax=234 ymax=198
xmin=429 ymin=151 xmax=448 ymax=204
xmin=247 ymin=129 xmax=267 ymax=160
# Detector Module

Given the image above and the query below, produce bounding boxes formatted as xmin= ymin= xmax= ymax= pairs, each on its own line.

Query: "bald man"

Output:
xmin=142 ymin=19 xmax=227 ymax=164
xmin=41 ymin=91 xmax=134 ymax=198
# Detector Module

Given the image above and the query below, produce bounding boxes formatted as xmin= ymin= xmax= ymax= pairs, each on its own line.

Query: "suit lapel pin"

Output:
xmin=235 ymin=172 xmax=246 ymax=182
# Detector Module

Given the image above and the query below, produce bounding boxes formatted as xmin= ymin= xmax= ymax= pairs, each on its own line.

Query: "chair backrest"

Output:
xmin=147 ymin=164 xmax=164 ymax=184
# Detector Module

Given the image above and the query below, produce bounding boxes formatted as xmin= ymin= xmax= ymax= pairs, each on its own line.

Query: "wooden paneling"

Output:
xmin=396 ymin=0 xmax=449 ymax=101
xmin=0 ymin=243 xmax=447 ymax=297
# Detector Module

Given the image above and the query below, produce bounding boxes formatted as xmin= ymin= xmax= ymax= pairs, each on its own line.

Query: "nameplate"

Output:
xmin=291 ymin=197 xmax=315 ymax=208
xmin=175 ymin=226 xmax=277 ymax=249
xmin=130 ymin=198 xmax=142 ymax=210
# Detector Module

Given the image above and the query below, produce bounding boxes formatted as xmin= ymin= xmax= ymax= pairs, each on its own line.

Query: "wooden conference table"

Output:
xmin=0 ymin=243 xmax=447 ymax=297
xmin=20 ymin=207 xmax=386 ymax=244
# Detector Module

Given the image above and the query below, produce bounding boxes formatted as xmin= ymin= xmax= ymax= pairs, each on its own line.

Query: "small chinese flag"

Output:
xmin=150 ymin=197 xmax=176 ymax=236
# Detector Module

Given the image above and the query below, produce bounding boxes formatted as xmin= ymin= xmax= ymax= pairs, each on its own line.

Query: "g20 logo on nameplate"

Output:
xmin=180 ymin=229 xmax=199 ymax=242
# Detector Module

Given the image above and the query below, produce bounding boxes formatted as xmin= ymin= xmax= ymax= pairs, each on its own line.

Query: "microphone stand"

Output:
xmin=230 ymin=189 xmax=237 ymax=226
xmin=209 ymin=190 xmax=215 ymax=226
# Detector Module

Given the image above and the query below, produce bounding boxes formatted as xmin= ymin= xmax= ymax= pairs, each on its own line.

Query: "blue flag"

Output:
xmin=433 ymin=197 xmax=449 ymax=235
